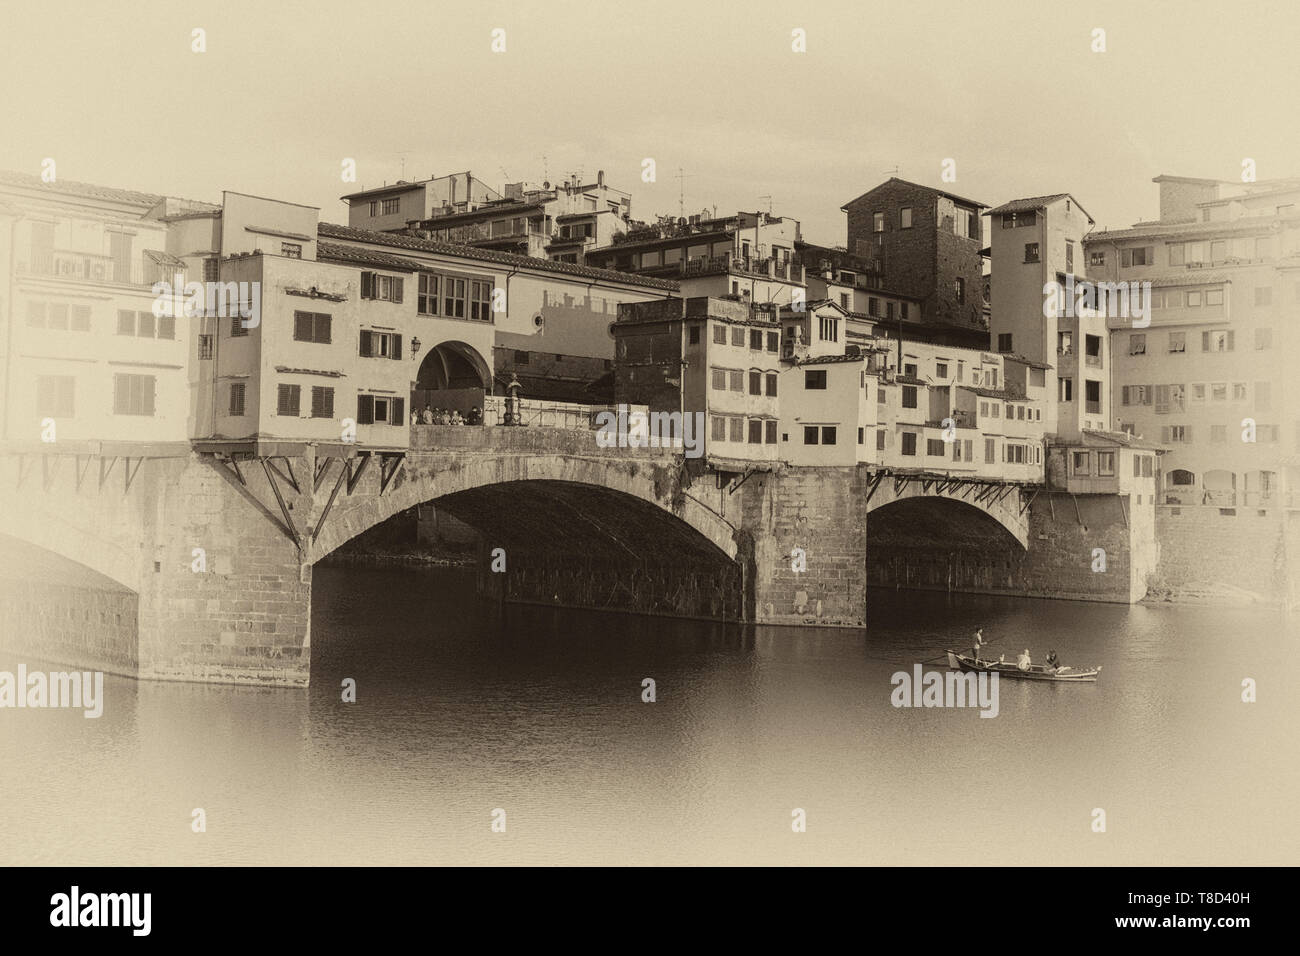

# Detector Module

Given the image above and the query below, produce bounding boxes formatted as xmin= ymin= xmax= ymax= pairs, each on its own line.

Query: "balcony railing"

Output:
xmin=424 ymin=221 xmax=546 ymax=244
xmin=18 ymin=250 xmax=180 ymax=288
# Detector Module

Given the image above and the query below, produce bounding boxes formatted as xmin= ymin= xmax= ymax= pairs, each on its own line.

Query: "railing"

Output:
xmin=423 ymin=221 xmax=546 ymax=244
xmin=481 ymin=396 xmax=610 ymax=431
xmin=1084 ymin=354 xmax=1102 ymax=367
xmin=18 ymin=251 xmax=175 ymax=288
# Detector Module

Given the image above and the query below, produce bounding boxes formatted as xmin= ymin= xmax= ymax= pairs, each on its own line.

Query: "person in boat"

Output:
xmin=1016 ymin=649 xmax=1031 ymax=671
xmin=1046 ymin=650 xmax=1060 ymax=674
xmin=972 ymin=629 xmax=986 ymax=662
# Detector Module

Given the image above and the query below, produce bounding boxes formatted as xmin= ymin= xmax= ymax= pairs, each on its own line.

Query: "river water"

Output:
xmin=2 ymin=565 xmax=1296 ymax=865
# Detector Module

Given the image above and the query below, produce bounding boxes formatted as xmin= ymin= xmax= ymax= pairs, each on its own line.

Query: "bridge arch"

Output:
xmin=864 ymin=479 xmax=1029 ymax=549
xmin=306 ymin=452 xmax=742 ymax=567
xmin=0 ymin=512 xmax=140 ymax=592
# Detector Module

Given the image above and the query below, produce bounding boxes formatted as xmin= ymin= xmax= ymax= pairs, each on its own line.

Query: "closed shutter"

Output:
xmin=1202 ymin=331 xmax=1210 ymax=351
xmin=357 ymin=394 xmax=374 ymax=425
xmin=1143 ymin=387 xmax=1152 ymax=406
xmin=1226 ymin=331 xmax=1235 ymax=351
xmin=230 ymin=382 xmax=245 ymax=416
xmin=143 ymin=377 xmax=156 ymax=416
xmin=311 ymin=386 xmax=324 ymax=417
xmin=323 ymin=387 xmax=334 ymax=418
xmin=295 ymin=311 xmax=313 ymax=341
xmin=277 ymin=384 xmax=300 ymax=416
xmin=1121 ymin=386 xmax=1129 ymax=405
xmin=393 ymin=397 xmax=405 ymax=425
xmin=361 ymin=272 xmax=374 ymax=299
xmin=392 ymin=334 xmax=402 ymax=360
xmin=392 ymin=277 xmax=403 ymax=303
xmin=319 ymin=313 xmax=332 ymax=344
xmin=359 ymin=330 xmax=372 ymax=357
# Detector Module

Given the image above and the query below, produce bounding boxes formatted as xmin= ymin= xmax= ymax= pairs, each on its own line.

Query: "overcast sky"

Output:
xmin=4 ymin=0 xmax=1298 ymax=245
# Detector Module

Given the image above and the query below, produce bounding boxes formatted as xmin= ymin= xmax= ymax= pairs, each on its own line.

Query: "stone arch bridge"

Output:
xmin=0 ymin=427 xmax=1062 ymax=686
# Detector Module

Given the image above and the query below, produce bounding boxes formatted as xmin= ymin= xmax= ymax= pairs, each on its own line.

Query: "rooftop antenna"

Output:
xmin=758 ymin=194 xmax=773 ymax=215
xmin=394 ymin=149 xmax=414 ymax=180
xmin=540 ymin=154 xmax=549 ymax=183
xmin=884 ymin=165 xmax=900 ymax=177
xmin=676 ymin=167 xmax=691 ymax=218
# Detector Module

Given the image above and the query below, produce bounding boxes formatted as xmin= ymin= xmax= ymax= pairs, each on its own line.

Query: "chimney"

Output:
xmin=597 ymin=169 xmax=605 ymax=187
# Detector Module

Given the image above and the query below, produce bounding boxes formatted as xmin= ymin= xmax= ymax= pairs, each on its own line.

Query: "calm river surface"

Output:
xmin=2 ymin=566 xmax=1297 ymax=865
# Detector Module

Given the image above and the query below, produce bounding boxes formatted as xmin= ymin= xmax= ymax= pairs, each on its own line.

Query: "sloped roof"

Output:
xmin=841 ymin=177 xmax=988 ymax=211
xmin=318 ymin=222 xmax=680 ymax=290
xmin=987 ymin=193 xmax=1094 ymax=224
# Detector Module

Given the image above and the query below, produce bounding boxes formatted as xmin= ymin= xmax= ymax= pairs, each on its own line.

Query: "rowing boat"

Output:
xmin=945 ymin=650 xmax=1101 ymax=682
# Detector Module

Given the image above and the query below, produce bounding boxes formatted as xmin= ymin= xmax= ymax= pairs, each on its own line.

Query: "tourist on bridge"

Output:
xmin=421 ymin=405 xmax=434 ymax=425
xmin=467 ymin=406 xmax=482 ymax=425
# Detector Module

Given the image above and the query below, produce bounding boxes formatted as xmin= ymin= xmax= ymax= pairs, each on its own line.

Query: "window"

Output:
xmin=35 ymin=376 xmax=75 ymax=417
xmin=1202 ymin=330 xmax=1234 ymax=352
xmin=137 ymin=311 xmax=156 ymax=338
xmin=443 ymin=277 xmax=466 ymax=317
xmin=198 ymin=334 xmax=213 ymax=360
xmin=688 ymin=326 xmax=701 ymax=345
xmin=515 ymin=350 xmax=531 ymax=366
xmin=117 ymin=310 xmax=135 ymax=335
xmin=228 ymin=382 xmax=245 ymax=417
xmin=310 ymin=386 xmax=335 ymax=419
xmin=902 ymin=432 xmax=917 ymax=456
xmin=732 ymin=327 xmax=746 ymax=347
xmin=765 ymin=420 xmax=777 ymax=444
xmin=1233 ymin=382 xmax=1247 ymax=402
xmin=713 ymin=324 xmax=727 ymax=345
xmin=1211 ymin=382 xmax=1227 ymax=402
xmin=1098 ymin=451 xmax=1115 ymax=476
xmin=900 ymin=207 xmax=912 ymax=229
xmin=417 ymin=273 xmax=440 ymax=315
xmin=1065 ymin=241 xmax=1074 ymax=273
xmin=381 ymin=198 xmax=400 ymax=215
xmin=997 ymin=333 xmax=1013 ymax=352
xmin=877 ymin=388 xmax=886 ymax=404
xmin=750 ymin=329 xmax=763 ymax=350
xmin=840 ymin=292 xmax=850 ymax=309
xmin=1073 ymin=452 xmax=1090 ymax=475
xmin=868 ymin=297 xmax=882 ymax=318
xmin=876 ymin=430 xmax=886 ymax=451
xmin=359 ymin=329 xmax=403 ymax=359
xmin=1024 ymin=243 xmax=1040 ymax=263
xmin=360 ymin=272 xmax=404 ymax=302
xmin=1122 ymin=246 xmax=1153 ymax=267
xmin=1089 ymin=250 xmax=1105 ymax=267
xmin=873 ymin=212 xmax=884 ymax=233
xmin=1085 ymin=334 xmax=1102 ymax=365
xmin=711 ymin=368 xmax=727 ymax=391
xmin=293 ymin=311 xmax=332 ymax=343
xmin=748 ymin=420 xmax=763 ymax=444
xmin=729 ymin=417 xmax=744 ymax=442
xmin=113 ymin=374 xmax=156 ymax=416
xmin=276 ymin=383 xmax=302 ymax=416
xmin=470 ymin=280 xmax=492 ymax=320
xmin=729 ymin=370 xmax=744 ymax=391
xmin=901 ymin=385 xmax=917 ymax=409
xmin=955 ymin=277 xmax=965 ymax=303
xmin=1129 ymin=334 xmax=1146 ymax=355
xmin=765 ymin=373 xmax=778 ymax=397
xmin=710 ymin=416 xmax=726 ymax=441
xmin=819 ymin=316 xmax=838 ymax=341
xmin=1168 ymin=331 xmax=1185 ymax=353
xmin=804 ymin=425 xmax=820 ymax=445
xmin=1058 ymin=331 xmax=1073 ymax=354
xmin=1186 ymin=291 xmax=1202 ymax=307
xmin=804 ymin=369 xmax=827 ymax=390
xmin=749 ymin=371 xmax=762 ymax=396
xmin=230 ymin=312 xmax=249 ymax=337
xmin=281 ymin=242 xmax=302 ymax=259
xmin=984 ymin=437 xmax=995 ymax=463
xmin=927 ymin=438 xmax=945 ymax=456
xmin=1085 ymin=380 xmax=1101 ymax=414
xmin=356 ymin=394 xmax=404 ymax=426
xmin=936 ymin=362 xmax=948 ymax=378
xmin=903 ymin=362 xmax=917 ymax=378
xmin=203 ymin=258 xmax=219 ymax=282
xmin=1059 ymin=378 xmax=1073 ymax=402
xmin=766 ymin=331 xmax=779 ymax=352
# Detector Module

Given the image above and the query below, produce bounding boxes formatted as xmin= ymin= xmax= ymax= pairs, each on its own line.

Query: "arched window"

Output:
xmin=1169 ymin=469 xmax=1195 ymax=486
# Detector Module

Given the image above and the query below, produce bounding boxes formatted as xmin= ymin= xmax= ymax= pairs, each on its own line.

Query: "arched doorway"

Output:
xmin=412 ymin=341 xmax=491 ymax=418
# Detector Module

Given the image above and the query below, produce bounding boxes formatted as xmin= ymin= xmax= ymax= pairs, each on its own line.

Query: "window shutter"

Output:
xmin=393 ymin=334 xmax=402 ymax=360
xmin=324 ymin=388 xmax=334 ymax=418
xmin=392 ymin=277 xmax=404 ymax=303
xmin=1121 ymin=386 xmax=1129 ymax=405
xmin=143 ymin=377 xmax=156 ymax=416
xmin=1143 ymin=387 xmax=1152 ymax=406
xmin=1202 ymin=331 xmax=1210 ymax=351
xmin=357 ymin=394 xmax=374 ymax=425
xmin=295 ymin=311 xmax=312 ymax=341
xmin=311 ymin=386 xmax=324 ymax=417
xmin=1226 ymin=331 xmax=1235 ymax=351
xmin=359 ymin=330 xmax=372 ymax=357
xmin=393 ymin=397 xmax=405 ymax=425
xmin=361 ymin=272 xmax=373 ymax=299
xmin=319 ymin=314 xmax=332 ymax=344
